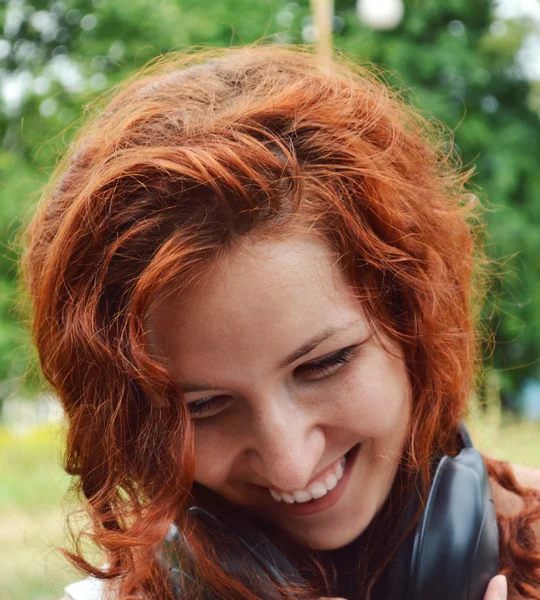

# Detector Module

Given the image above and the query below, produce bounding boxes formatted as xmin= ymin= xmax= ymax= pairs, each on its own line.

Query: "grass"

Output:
xmin=0 ymin=425 xmax=81 ymax=600
xmin=2 ymin=416 xmax=539 ymax=599
xmin=468 ymin=415 xmax=540 ymax=468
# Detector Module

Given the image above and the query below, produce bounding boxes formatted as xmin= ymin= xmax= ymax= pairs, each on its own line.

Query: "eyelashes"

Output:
xmin=187 ymin=395 xmax=231 ymax=419
xmin=296 ymin=344 xmax=360 ymax=379
xmin=186 ymin=343 xmax=361 ymax=419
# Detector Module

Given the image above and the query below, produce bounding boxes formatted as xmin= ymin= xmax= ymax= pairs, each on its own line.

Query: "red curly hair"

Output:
xmin=23 ymin=44 xmax=540 ymax=599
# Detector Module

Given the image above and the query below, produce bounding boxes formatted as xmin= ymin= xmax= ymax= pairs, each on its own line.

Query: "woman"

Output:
xmin=23 ymin=45 xmax=539 ymax=599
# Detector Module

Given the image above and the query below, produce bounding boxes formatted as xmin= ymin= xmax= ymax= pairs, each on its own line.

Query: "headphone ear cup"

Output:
xmin=385 ymin=424 xmax=498 ymax=600
xmin=407 ymin=449 xmax=499 ymax=600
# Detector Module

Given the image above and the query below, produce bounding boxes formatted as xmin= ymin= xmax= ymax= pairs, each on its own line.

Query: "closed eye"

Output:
xmin=187 ymin=395 xmax=231 ymax=419
xmin=295 ymin=344 xmax=360 ymax=380
xmin=186 ymin=344 xmax=361 ymax=420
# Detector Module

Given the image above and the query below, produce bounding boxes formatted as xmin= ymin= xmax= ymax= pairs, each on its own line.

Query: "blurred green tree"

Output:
xmin=326 ymin=0 xmax=540 ymax=403
xmin=0 ymin=0 xmax=284 ymax=411
xmin=1 ymin=0 xmax=539 ymax=409
xmin=345 ymin=0 xmax=540 ymax=403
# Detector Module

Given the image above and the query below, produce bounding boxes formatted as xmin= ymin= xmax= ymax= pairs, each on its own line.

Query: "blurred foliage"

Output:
xmin=1 ymin=0 xmax=539 ymax=406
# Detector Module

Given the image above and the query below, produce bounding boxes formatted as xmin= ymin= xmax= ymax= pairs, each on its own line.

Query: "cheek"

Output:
xmin=192 ymin=412 xmax=252 ymax=490
xmin=192 ymin=427 xmax=232 ymax=488
xmin=334 ymin=354 xmax=410 ymax=438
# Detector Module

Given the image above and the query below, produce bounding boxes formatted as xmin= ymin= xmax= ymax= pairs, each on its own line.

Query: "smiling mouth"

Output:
xmin=269 ymin=456 xmax=346 ymax=503
xmin=267 ymin=443 xmax=361 ymax=512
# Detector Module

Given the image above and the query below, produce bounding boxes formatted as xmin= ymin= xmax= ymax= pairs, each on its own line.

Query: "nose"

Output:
xmin=245 ymin=395 xmax=325 ymax=492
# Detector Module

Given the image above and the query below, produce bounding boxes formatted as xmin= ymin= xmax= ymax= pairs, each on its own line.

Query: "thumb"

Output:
xmin=484 ymin=575 xmax=508 ymax=600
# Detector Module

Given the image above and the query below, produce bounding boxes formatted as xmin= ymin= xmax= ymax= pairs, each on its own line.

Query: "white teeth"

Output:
xmin=309 ymin=481 xmax=329 ymax=499
xmin=293 ymin=490 xmax=312 ymax=503
xmin=268 ymin=453 xmax=348 ymax=504
xmin=270 ymin=489 xmax=282 ymax=502
xmin=325 ymin=473 xmax=337 ymax=490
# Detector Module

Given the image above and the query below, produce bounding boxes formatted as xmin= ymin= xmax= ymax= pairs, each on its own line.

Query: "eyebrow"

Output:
xmin=181 ymin=319 xmax=361 ymax=394
xmin=278 ymin=326 xmax=348 ymax=369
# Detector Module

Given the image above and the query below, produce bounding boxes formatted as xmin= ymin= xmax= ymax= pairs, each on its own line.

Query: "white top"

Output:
xmin=64 ymin=577 xmax=107 ymax=600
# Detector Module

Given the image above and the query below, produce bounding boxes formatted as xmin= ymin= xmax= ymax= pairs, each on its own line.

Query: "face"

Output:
xmin=147 ymin=234 xmax=411 ymax=550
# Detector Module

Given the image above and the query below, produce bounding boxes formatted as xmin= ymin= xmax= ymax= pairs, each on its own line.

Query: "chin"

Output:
xmin=281 ymin=505 xmax=375 ymax=550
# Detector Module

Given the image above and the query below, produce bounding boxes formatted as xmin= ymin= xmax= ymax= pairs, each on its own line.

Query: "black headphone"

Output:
xmin=163 ymin=423 xmax=499 ymax=600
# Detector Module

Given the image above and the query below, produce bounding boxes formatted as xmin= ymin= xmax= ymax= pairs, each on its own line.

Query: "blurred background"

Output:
xmin=1 ymin=0 xmax=539 ymax=598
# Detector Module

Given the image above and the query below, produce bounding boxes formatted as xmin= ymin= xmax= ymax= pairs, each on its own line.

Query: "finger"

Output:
xmin=484 ymin=575 xmax=508 ymax=600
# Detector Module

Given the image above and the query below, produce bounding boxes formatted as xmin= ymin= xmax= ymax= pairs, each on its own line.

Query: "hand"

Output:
xmin=484 ymin=575 xmax=508 ymax=600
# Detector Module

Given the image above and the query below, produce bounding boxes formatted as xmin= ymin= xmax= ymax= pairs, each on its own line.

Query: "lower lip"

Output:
xmin=272 ymin=443 xmax=361 ymax=517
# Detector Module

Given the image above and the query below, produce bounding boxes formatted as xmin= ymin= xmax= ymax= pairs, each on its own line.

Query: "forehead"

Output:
xmin=148 ymin=234 xmax=359 ymax=328
xmin=145 ymin=234 xmax=367 ymax=367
